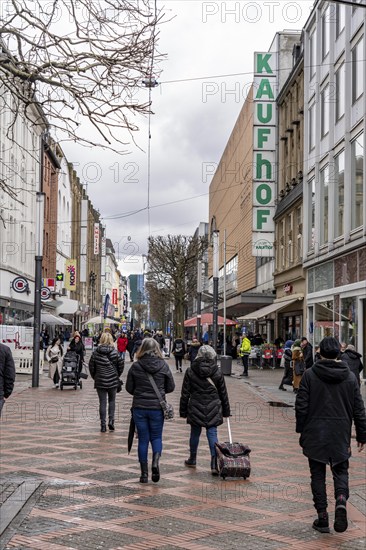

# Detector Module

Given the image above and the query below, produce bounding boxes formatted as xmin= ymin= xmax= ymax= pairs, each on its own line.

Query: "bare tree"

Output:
xmin=0 ymin=0 xmax=165 ymax=151
xmin=147 ymin=235 xmax=207 ymax=338
xmin=145 ymin=281 xmax=170 ymax=331
xmin=134 ymin=302 xmax=147 ymax=328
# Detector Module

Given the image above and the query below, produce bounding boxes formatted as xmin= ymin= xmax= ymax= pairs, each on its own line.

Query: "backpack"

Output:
xmin=175 ymin=341 xmax=183 ymax=353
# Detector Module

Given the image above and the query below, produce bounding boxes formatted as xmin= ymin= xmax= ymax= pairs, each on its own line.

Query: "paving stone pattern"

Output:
xmin=1 ymin=360 xmax=365 ymax=549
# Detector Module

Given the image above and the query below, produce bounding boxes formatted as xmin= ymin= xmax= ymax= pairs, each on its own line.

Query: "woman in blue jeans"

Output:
xmin=126 ymin=338 xmax=175 ymax=483
xmin=179 ymin=345 xmax=231 ymax=474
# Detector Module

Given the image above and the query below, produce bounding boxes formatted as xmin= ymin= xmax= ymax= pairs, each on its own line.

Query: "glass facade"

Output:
xmin=351 ymin=133 xmax=364 ymax=230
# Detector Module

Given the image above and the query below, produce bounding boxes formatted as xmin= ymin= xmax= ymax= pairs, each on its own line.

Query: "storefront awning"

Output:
xmin=237 ymin=298 xmax=302 ymax=321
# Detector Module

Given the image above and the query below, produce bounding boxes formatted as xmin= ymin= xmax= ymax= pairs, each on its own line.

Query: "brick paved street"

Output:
xmin=1 ymin=358 xmax=365 ymax=550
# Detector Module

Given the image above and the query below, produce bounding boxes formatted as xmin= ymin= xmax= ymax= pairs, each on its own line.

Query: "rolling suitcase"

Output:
xmin=215 ymin=418 xmax=251 ymax=480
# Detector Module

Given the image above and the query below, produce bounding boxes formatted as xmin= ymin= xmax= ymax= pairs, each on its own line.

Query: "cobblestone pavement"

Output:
xmin=1 ymin=358 xmax=365 ymax=550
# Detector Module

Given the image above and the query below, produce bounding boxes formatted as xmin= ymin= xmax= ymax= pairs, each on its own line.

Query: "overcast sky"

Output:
xmin=62 ymin=1 xmax=315 ymax=275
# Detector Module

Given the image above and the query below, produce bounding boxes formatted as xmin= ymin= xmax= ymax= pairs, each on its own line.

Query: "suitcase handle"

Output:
xmin=227 ymin=417 xmax=232 ymax=444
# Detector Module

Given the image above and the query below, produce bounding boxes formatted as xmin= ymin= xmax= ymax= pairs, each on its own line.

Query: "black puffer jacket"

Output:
xmin=0 ymin=344 xmax=16 ymax=400
xmin=295 ymin=359 xmax=366 ymax=464
xmin=89 ymin=345 xmax=124 ymax=389
xmin=188 ymin=342 xmax=201 ymax=363
xmin=126 ymin=355 xmax=175 ymax=409
xmin=180 ymin=357 xmax=230 ymax=428
xmin=342 ymin=349 xmax=363 ymax=382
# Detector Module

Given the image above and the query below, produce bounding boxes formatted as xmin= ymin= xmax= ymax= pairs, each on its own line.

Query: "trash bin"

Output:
xmin=220 ymin=355 xmax=232 ymax=376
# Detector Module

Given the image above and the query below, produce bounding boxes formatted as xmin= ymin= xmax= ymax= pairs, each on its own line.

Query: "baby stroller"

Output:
xmin=60 ymin=351 xmax=82 ymax=390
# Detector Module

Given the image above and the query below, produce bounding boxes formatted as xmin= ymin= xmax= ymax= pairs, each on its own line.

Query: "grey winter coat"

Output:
xmin=295 ymin=359 xmax=366 ymax=464
xmin=180 ymin=357 xmax=230 ymax=428
xmin=89 ymin=345 xmax=124 ymax=389
xmin=126 ymin=355 xmax=175 ymax=409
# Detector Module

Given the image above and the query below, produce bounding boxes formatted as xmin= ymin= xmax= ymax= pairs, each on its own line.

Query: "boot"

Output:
xmin=312 ymin=511 xmax=330 ymax=533
xmin=152 ymin=452 xmax=160 ymax=483
xmin=101 ymin=422 xmax=107 ymax=433
xmin=334 ymin=495 xmax=348 ymax=533
xmin=278 ymin=384 xmax=286 ymax=391
xmin=211 ymin=455 xmax=219 ymax=476
xmin=184 ymin=454 xmax=197 ymax=467
xmin=139 ymin=462 xmax=148 ymax=484
xmin=108 ymin=419 xmax=115 ymax=431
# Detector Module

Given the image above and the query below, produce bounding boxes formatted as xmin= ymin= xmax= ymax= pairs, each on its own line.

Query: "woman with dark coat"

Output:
xmin=172 ymin=337 xmax=186 ymax=372
xmin=126 ymin=338 xmax=175 ymax=484
xmin=69 ymin=332 xmax=85 ymax=371
xmin=342 ymin=345 xmax=363 ymax=385
xmin=89 ymin=332 xmax=124 ymax=432
xmin=188 ymin=338 xmax=201 ymax=365
xmin=180 ymin=345 xmax=231 ymax=475
xmin=295 ymin=337 xmax=366 ymax=534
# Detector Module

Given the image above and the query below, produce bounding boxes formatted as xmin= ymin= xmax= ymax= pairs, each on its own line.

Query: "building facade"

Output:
xmin=303 ymin=1 xmax=366 ymax=359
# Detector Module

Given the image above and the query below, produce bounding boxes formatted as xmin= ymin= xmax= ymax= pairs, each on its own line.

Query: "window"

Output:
xmin=321 ymin=85 xmax=330 ymax=137
xmin=352 ymin=37 xmax=364 ymax=103
xmin=336 ymin=4 xmax=345 ymax=37
xmin=320 ymin=166 xmax=329 ymax=245
xmin=334 ymin=151 xmax=345 ymax=238
xmin=308 ymin=178 xmax=315 ymax=251
xmin=280 ymin=219 xmax=285 ymax=268
xmin=309 ymin=29 xmax=316 ymax=78
xmin=296 ymin=206 xmax=302 ymax=261
xmin=335 ymin=63 xmax=345 ymax=121
xmin=287 ymin=213 xmax=293 ymax=266
xmin=322 ymin=8 xmax=330 ymax=60
xmin=351 ymin=133 xmax=364 ymax=230
xmin=309 ymin=104 xmax=315 ymax=151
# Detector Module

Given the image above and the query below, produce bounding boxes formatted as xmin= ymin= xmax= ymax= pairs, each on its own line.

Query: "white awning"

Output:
xmin=237 ymin=298 xmax=302 ymax=321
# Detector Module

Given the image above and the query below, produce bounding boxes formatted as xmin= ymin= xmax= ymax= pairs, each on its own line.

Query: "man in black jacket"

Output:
xmin=0 ymin=343 xmax=16 ymax=416
xmin=301 ymin=336 xmax=313 ymax=370
xmin=295 ymin=337 xmax=366 ymax=534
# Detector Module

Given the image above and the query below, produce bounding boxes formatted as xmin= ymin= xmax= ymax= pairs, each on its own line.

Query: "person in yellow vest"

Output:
xmin=239 ymin=335 xmax=251 ymax=377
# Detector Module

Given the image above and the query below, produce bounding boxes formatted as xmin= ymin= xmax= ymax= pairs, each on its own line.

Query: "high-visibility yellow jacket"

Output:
xmin=240 ymin=337 xmax=251 ymax=356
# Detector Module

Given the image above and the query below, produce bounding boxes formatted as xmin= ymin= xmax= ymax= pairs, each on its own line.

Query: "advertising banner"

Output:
xmin=112 ymin=288 xmax=118 ymax=305
xmin=65 ymin=260 xmax=77 ymax=291
xmin=94 ymin=223 xmax=100 ymax=255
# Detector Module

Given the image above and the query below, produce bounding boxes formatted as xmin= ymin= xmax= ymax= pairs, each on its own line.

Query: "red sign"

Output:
xmin=42 ymin=278 xmax=55 ymax=291
xmin=112 ymin=289 xmax=118 ymax=305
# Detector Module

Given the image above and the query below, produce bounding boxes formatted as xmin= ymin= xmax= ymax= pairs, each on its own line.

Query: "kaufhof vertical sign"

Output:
xmin=252 ymin=51 xmax=277 ymax=257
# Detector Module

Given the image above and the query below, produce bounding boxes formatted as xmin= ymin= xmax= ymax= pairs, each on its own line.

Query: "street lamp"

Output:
xmin=32 ymin=191 xmax=45 ymax=388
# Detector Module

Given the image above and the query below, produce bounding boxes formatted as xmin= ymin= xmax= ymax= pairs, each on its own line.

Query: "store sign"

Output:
xmin=112 ymin=288 xmax=118 ymax=305
xmin=11 ymin=276 xmax=29 ymax=293
xmin=252 ymin=51 xmax=277 ymax=257
xmin=42 ymin=278 xmax=55 ymax=291
xmin=94 ymin=223 xmax=100 ymax=255
xmin=40 ymin=287 xmax=51 ymax=300
xmin=65 ymin=260 xmax=77 ymax=291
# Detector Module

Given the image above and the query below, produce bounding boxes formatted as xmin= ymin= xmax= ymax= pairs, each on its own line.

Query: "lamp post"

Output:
xmin=212 ymin=229 xmax=219 ymax=353
xmin=32 ymin=191 xmax=45 ymax=388
xmin=196 ymin=260 xmax=202 ymax=342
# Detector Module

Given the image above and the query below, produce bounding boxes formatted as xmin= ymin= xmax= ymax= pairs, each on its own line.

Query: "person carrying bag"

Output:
xmin=126 ymin=338 xmax=175 ymax=484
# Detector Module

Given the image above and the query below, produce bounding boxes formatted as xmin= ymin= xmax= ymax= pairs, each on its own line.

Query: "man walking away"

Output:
xmin=0 ymin=343 xmax=16 ymax=417
xmin=342 ymin=344 xmax=364 ymax=385
xmin=239 ymin=335 xmax=251 ymax=377
xmin=295 ymin=337 xmax=366 ymax=534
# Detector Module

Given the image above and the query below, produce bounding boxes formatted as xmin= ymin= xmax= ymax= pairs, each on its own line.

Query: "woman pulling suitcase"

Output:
xmin=179 ymin=345 xmax=231 ymax=474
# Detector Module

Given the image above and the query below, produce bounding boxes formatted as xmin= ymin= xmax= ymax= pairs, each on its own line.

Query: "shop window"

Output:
xmin=314 ymin=300 xmax=335 ymax=343
xmin=341 ymin=297 xmax=357 ymax=347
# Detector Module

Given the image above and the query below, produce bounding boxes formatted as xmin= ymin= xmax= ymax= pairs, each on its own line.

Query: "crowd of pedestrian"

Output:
xmin=1 ymin=324 xmax=365 ymax=536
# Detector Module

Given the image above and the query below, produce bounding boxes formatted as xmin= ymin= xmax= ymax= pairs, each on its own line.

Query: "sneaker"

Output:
xmin=334 ymin=497 xmax=348 ymax=533
xmin=312 ymin=512 xmax=330 ymax=534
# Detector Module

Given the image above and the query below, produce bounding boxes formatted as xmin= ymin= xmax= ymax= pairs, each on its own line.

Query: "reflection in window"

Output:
xmin=314 ymin=300 xmax=335 ymax=344
xmin=351 ymin=133 xmax=364 ymax=230
xmin=335 ymin=63 xmax=345 ymax=121
xmin=309 ymin=178 xmax=315 ymax=250
xmin=334 ymin=151 xmax=345 ymax=238
xmin=352 ymin=37 xmax=364 ymax=103
xmin=341 ymin=297 xmax=357 ymax=347
xmin=320 ymin=166 xmax=329 ymax=245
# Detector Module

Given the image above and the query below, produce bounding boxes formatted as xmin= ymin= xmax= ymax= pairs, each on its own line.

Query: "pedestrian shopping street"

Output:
xmin=1 ymin=359 xmax=365 ymax=550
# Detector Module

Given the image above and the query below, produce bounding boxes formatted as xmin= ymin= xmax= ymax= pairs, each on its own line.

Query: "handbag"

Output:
xmin=50 ymin=355 xmax=59 ymax=363
xmin=79 ymin=362 xmax=89 ymax=379
xmin=146 ymin=373 xmax=174 ymax=420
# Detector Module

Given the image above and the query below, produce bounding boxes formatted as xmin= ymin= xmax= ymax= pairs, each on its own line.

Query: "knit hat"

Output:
xmin=293 ymin=339 xmax=301 ymax=348
xmin=319 ymin=337 xmax=340 ymax=359
xmin=197 ymin=345 xmax=216 ymax=360
xmin=285 ymin=340 xmax=294 ymax=349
